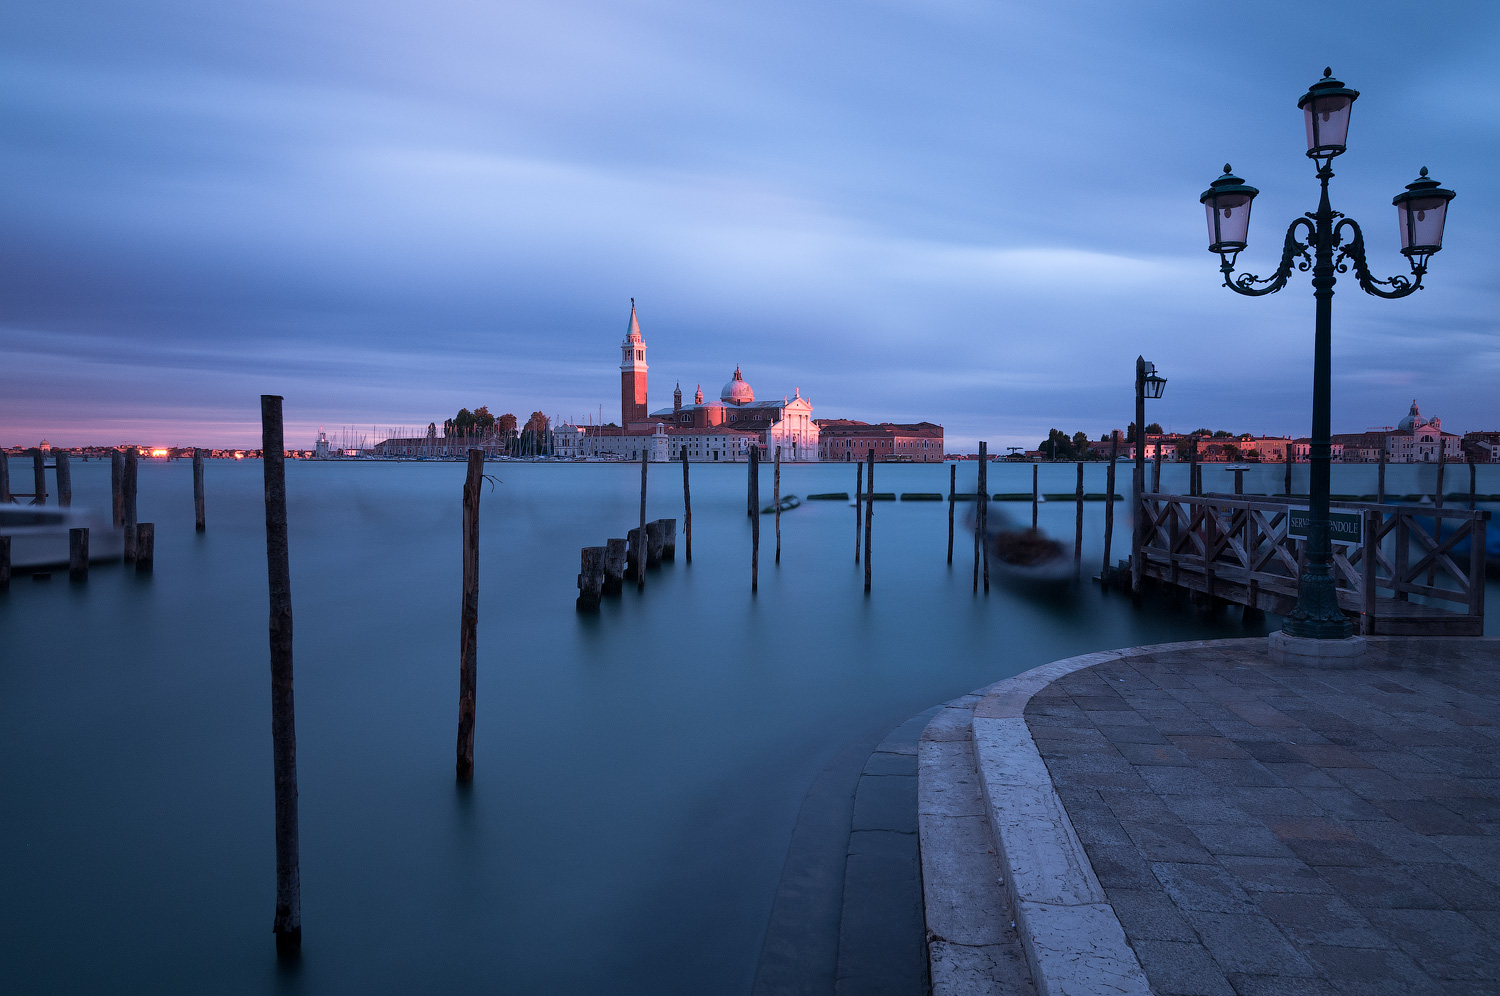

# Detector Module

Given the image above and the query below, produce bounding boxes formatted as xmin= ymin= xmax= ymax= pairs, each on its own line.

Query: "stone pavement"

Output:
xmin=1025 ymin=637 xmax=1500 ymax=996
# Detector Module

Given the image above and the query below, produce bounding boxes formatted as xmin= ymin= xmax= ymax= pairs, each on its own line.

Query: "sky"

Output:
xmin=2 ymin=0 xmax=1498 ymax=450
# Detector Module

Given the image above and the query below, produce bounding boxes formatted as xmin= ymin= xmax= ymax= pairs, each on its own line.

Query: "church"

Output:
xmin=578 ymin=301 xmax=819 ymax=462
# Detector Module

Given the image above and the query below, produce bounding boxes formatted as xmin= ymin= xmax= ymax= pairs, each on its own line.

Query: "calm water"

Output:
xmin=3 ymin=458 xmax=1494 ymax=994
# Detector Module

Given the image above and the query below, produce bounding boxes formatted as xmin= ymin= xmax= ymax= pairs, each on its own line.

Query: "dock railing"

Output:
xmin=1134 ymin=492 xmax=1488 ymax=636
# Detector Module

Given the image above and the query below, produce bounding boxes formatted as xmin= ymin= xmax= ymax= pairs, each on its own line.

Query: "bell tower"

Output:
xmin=620 ymin=298 xmax=648 ymax=426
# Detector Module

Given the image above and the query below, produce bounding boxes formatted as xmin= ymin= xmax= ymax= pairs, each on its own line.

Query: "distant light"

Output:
xmin=150 ymin=448 xmax=169 ymax=458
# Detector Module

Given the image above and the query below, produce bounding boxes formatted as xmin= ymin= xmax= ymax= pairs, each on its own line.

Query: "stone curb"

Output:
xmin=935 ymin=639 xmax=1269 ymax=996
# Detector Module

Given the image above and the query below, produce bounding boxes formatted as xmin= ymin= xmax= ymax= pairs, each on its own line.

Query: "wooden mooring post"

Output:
xmin=645 ymin=520 xmax=664 ymax=567
xmin=0 ymin=451 xmax=10 ymax=503
xmin=31 ymin=448 xmax=46 ymax=505
xmin=947 ymin=464 xmax=955 ymax=564
xmin=659 ymin=518 xmax=676 ymax=560
xmin=1283 ymin=445 xmax=1293 ymax=496
xmin=1377 ymin=446 xmax=1386 ymax=505
xmin=134 ymin=523 xmax=154 ymax=572
xmin=637 ymin=451 xmax=647 ymax=590
xmin=0 ymin=535 xmax=10 ymax=590
xmin=1189 ymin=441 xmax=1200 ymax=497
xmin=457 ymin=448 xmax=483 ymax=781
xmin=577 ymin=547 xmax=605 ymax=611
xmin=123 ymin=449 xmax=139 ymax=562
xmin=979 ymin=444 xmax=989 ymax=591
xmin=750 ymin=446 xmax=760 ymax=592
xmin=1031 ymin=463 xmax=1038 ymax=529
xmin=774 ymin=446 xmax=782 ymax=564
xmin=194 ymin=448 xmax=206 ymax=531
xmin=69 ymin=527 xmax=89 ymax=581
xmin=1470 ymin=454 xmax=1478 ymax=510
xmin=681 ymin=449 xmax=692 ymax=563
xmin=603 ymin=538 xmax=626 ymax=594
xmin=1153 ymin=442 xmax=1162 ymax=493
xmin=56 ymin=452 xmax=72 ymax=507
xmin=1435 ymin=443 xmax=1446 ymax=508
xmin=854 ymin=462 xmax=863 ymax=563
xmin=863 ymin=449 xmax=873 ymax=593
xmin=1074 ymin=462 xmax=1084 ymax=576
xmin=259 ymin=395 xmax=302 ymax=956
xmin=1103 ymin=436 xmax=1117 ymax=587
xmin=626 ymin=527 xmax=645 ymax=578
xmin=111 ymin=451 xmax=124 ymax=526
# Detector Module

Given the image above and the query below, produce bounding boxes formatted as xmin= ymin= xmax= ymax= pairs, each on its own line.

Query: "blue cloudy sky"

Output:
xmin=3 ymin=0 xmax=1497 ymax=449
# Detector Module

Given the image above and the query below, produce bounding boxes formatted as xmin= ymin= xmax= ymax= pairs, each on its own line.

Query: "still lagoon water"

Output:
xmin=3 ymin=458 xmax=1494 ymax=994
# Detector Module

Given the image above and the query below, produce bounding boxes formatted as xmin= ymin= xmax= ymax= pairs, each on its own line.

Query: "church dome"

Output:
xmin=721 ymin=366 xmax=754 ymax=404
xmin=1398 ymin=399 xmax=1426 ymax=432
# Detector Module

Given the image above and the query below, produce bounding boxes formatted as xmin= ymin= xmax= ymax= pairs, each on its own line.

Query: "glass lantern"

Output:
xmin=1297 ymin=69 xmax=1359 ymax=159
xmin=1200 ymin=166 xmax=1259 ymax=253
xmin=1393 ymin=168 xmax=1456 ymax=257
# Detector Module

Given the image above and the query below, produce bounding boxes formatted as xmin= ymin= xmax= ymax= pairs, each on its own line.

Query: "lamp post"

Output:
xmin=1130 ymin=356 xmax=1166 ymax=597
xmin=1201 ymin=69 xmax=1455 ymax=640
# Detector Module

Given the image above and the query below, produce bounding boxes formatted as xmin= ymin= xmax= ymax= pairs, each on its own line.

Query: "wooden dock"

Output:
xmin=1133 ymin=492 xmax=1488 ymax=636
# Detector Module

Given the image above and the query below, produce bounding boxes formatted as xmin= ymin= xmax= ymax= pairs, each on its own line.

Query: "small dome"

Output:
xmin=1398 ymin=399 xmax=1425 ymax=432
xmin=721 ymin=366 xmax=754 ymax=404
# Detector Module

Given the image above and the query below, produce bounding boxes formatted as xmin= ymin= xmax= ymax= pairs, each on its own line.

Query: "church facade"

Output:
xmin=578 ymin=302 xmax=820 ymax=461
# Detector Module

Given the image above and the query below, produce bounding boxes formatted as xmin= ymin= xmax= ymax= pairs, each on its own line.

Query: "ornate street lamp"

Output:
xmin=1201 ymin=69 xmax=1456 ymax=640
xmin=1131 ymin=357 xmax=1166 ymax=596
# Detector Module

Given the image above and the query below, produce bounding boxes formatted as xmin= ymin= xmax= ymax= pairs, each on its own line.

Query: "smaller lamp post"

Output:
xmin=1131 ymin=356 xmax=1166 ymax=598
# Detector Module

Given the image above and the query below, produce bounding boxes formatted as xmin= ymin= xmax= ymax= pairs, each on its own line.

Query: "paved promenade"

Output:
xmin=920 ymin=636 xmax=1500 ymax=996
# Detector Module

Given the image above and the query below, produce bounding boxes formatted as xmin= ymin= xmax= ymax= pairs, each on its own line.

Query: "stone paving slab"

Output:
xmin=1025 ymin=636 xmax=1500 ymax=996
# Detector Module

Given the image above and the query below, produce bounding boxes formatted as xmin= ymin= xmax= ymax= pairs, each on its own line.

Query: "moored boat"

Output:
xmin=761 ymin=494 xmax=802 ymax=514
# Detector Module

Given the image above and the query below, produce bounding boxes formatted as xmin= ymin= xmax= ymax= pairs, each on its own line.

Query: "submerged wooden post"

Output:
xmin=134 ymin=523 xmax=155 ymax=572
xmin=111 ymin=451 xmax=124 ymax=526
xmin=457 ymin=448 xmax=483 ymax=781
xmin=1469 ymin=454 xmax=1478 ymax=511
xmin=576 ymin=547 xmax=605 ymax=611
xmin=659 ymin=518 xmax=676 ymax=560
xmin=1284 ymin=445 xmax=1293 ymax=496
xmin=31 ymin=448 xmax=46 ymax=505
xmin=972 ymin=444 xmax=984 ymax=591
xmin=1232 ymin=468 xmax=1245 ymax=495
xmin=750 ymin=446 xmax=760 ymax=592
xmin=1031 ymin=462 xmax=1039 ymax=529
xmin=947 ymin=463 xmax=955 ymax=564
xmin=260 ymin=395 xmax=302 ymax=956
xmin=55 ymin=452 xmax=72 ymax=507
xmin=194 ymin=448 xmax=206 ymax=531
xmin=70 ymin=527 xmax=89 ymax=581
xmin=774 ymin=446 xmax=782 ymax=565
xmin=638 ymin=451 xmax=648 ymax=589
xmin=681 ymin=449 xmax=692 ymax=563
xmin=626 ymin=527 xmax=644 ymax=577
xmin=123 ymin=449 xmax=139 ymax=562
xmin=645 ymin=520 xmax=664 ymax=567
xmin=1075 ymin=461 xmax=1084 ymax=576
xmin=1377 ymin=445 xmax=1386 ymax=504
xmin=0 ymin=451 xmax=10 ymax=503
xmin=863 ymin=449 xmax=873 ymax=593
xmin=854 ymin=462 xmax=863 ymax=563
xmin=0 ymin=535 xmax=9 ymax=590
xmin=1103 ymin=436 xmax=1117 ymax=586
xmin=603 ymin=538 xmax=626 ymax=594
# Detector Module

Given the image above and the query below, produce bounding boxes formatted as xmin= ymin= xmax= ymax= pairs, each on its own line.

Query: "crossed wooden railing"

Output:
xmin=1134 ymin=493 xmax=1489 ymax=636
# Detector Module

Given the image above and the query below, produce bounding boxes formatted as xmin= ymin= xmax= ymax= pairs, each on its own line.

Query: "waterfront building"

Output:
xmin=815 ymin=420 xmax=945 ymax=462
xmin=1329 ymin=400 xmax=1463 ymax=463
xmin=1462 ymin=431 xmax=1500 ymax=463
xmin=578 ymin=302 xmax=820 ymax=461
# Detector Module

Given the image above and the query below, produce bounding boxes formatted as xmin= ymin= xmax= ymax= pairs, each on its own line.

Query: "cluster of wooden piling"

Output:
xmin=576 ymin=452 xmax=677 ymax=611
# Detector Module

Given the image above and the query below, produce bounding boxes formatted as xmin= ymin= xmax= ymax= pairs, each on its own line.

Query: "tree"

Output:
xmin=498 ymin=413 xmax=518 ymax=434
xmin=1146 ymin=422 xmax=1162 ymax=435
xmin=472 ymin=406 xmax=496 ymax=430
xmin=1071 ymin=431 xmax=1090 ymax=457
xmin=1212 ymin=429 xmax=1233 ymax=439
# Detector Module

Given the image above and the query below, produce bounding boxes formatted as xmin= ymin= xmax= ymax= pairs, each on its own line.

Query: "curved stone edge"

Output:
xmin=939 ymin=638 xmax=1269 ymax=996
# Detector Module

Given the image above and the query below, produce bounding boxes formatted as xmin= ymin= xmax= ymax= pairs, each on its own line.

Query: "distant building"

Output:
xmin=1462 ymin=431 xmax=1500 ymax=463
xmin=815 ymin=420 xmax=945 ymax=462
xmin=1330 ymin=400 xmax=1463 ymax=463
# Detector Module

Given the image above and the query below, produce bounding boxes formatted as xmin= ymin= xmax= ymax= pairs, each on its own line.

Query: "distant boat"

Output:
xmin=0 ymin=505 xmax=124 ymax=569
xmin=761 ymin=495 xmax=801 ymax=514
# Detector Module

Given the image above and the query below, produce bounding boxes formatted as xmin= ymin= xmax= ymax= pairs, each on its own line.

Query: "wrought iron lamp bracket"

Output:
xmin=1220 ymin=217 xmax=1314 ymax=296
xmin=1333 ymin=217 xmax=1425 ymax=298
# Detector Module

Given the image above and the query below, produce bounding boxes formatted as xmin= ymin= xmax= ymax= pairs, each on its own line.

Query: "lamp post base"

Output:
xmin=1268 ymin=629 xmax=1366 ymax=668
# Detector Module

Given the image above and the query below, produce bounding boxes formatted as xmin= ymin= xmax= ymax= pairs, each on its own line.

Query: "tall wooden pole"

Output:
xmin=750 ymin=446 xmax=760 ymax=592
xmin=1435 ymin=441 xmax=1446 ymax=508
xmin=111 ymin=451 xmax=124 ymax=526
xmin=194 ymin=448 xmax=206 ymax=531
xmin=854 ymin=462 xmax=863 ymax=563
xmin=979 ymin=443 xmax=989 ymax=592
xmin=457 ymin=449 xmax=483 ymax=781
xmin=0 ymin=451 xmax=9 ymax=503
xmin=55 ymin=452 xmax=72 ymax=507
xmin=69 ymin=527 xmax=89 ymax=581
xmin=681 ymin=448 xmax=692 ymax=563
xmin=1152 ymin=440 xmax=1163 ymax=493
xmin=863 ymin=449 xmax=873 ymax=593
xmin=638 ymin=451 xmax=648 ymax=590
xmin=1104 ymin=437 xmax=1117 ymax=586
xmin=1469 ymin=453 xmax=1478 ymax=511
xmin=774 ymin=446 xmax=782 ymax=564
xmin=1031 ymin=463 xmax=1039 ymax=529
xmin=1284 ymin=444 xmax=1293 ymax=497
xmin=1377 ymin=445 xmax=1386 ymax=504
xmin=31 ymin=448 xmax=46 ymax=505
xmin=946 ymin=463 xmax=955 ymax=564
xmin=123 ymin=449 xmax=139 ymax=562
xmin=260 ymin=395 xmax=301 ymax=956
xmin=1075 ymin=461 xmax=1084 ymax=577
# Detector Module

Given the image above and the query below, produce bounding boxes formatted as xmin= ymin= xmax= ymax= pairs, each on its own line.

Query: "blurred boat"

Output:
xmin=761 ymin=495 xmax=801 ymax=514
xmin=978 ymin=508 xmax=1075 ymax=588
xmin=0 ymin=506 xmax=123 ymax=569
